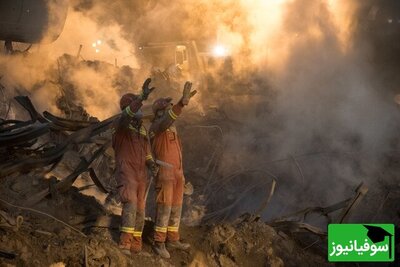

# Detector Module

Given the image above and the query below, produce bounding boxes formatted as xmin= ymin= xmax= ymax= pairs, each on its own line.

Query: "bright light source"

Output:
xmin=212 ymin=44 xmax=228 ymax=57
xmin=93 ymin=40 xmax=102 ymax=53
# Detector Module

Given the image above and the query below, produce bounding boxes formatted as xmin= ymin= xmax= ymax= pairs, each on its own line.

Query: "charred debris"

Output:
xmin=0 ymin=54 xmax=398 ymax=266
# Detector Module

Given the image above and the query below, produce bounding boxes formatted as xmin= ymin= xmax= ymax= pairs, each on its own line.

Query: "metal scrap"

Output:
xmin=14 ymin=96 xmax=47 ymax=123
xmin=269 ymin=182 xmax=369 ymax=237
xmin=203 ymin=169 xmax=277 ymax=223
xmin=271 ymin=221 xmax=327 ymax=236
xmin=0 ymin=94 xmax=121 ymax=210
xmin=337 ymin=182 xmax=368 ymax=223
xmin=0 ymin=249 xmax=16 ymax=260
xmin=0 ymin=142 xmax=68 ymax=177
xmin=26 ymin=142 xmax=110 ymax=206
xmin=43 ymin=111 xmax=96 ymax=131
xmin=0 ymin=123 xmax=49 ymax=147
xmin=0 ymin=197 xmax=86 ymax=238
xmin=0 ymin=113 xmax=116 ymax=178
xmin=88 ymin=168 xmax=109 ymax=194
xmin=270 ymin=198 xmax=352 ymax=224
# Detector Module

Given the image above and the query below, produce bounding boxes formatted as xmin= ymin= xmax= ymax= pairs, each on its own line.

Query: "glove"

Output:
xmin=181 ymin=81 xmax=197 ymax=105
xmin=149 ymin=162 xmax=159 ymax=177
xmin=140 ymin=78 xmax=155 ymax=100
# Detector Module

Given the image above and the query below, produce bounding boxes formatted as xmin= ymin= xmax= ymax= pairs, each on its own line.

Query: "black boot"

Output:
xmin=167 ymin=240 xmax=191 ymax=251
xmin=153 ymin=242 xmax=170 ymax=258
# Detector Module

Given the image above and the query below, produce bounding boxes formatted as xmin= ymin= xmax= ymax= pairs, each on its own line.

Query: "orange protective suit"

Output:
xmin=112 ymin=95 xmax=154 ymax=253
xmin=149 ymin=99 xmax=185 ymax=242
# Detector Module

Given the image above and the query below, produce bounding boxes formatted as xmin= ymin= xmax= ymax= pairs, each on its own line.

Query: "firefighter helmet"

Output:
xmin=152 ymin=97 xmax=173 ymax=114
xmin=119 ymin=93 xmax=139 ymax=110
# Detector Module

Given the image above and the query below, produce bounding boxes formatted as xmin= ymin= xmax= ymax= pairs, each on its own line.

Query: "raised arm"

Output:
xmin=150 ymin=102 xmax=183 ymax=135
xmin=115 ymin=99 xmax=143 ymax=130
xmin=150 ymin=82 xmax=197 ymax=135
xmin=115 ymin=78 xmax=155 ymax=130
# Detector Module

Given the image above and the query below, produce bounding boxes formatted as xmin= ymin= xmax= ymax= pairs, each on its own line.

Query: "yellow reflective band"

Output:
xmin=133 ymin=231 xmax=142 ymax=237
xmin=120 ymin=227 xmax=135 ymax=234
xmin=167 ymin=226 xmax=179 ymax=232
xmin=155 ymin=226 xmax=167 ymax=233
xmin=129 ymin=125 xmax=147 ymax=137
xmin=168 ymin=109 xmax=178 ymax=120
xmin=140 ymin=129 xmax=147 ymax=136
xmin=125 ymin=106 xmax=135 ymax=117
xmin=140 ymin=125 xmax=147 ymax=135
xmin=149 ymin=132 xmax=155 ymax=138
xmin=146 ymin=154 xmax=153 ymax=160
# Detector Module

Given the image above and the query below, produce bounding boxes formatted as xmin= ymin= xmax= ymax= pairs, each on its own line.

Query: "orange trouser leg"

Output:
xmin=131 ymin=210 xmax=144 ymax=252
xmin=154 ymin=178 xmax=174 ymax=242
xmin=118 ymin=181 xmax=138 ymax=234
xmin=131 ymin=181 xmax=147 ymax=252
xmin=167 ymin=174 xmax=184 ymax=241
xmin=167 ymin=206 xmax=182 ymax=241
xmin=154 ymin=167 xmax=185 ymax=242
xmin=116 ymin=162 xmax=138 ymax=227
xmin=115 ymin=159 xmax=148 ymax=251
xmin=119 ymin=202 xmax=136 ymax=248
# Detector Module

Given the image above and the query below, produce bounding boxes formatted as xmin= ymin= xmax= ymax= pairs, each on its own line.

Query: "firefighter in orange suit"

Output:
xmin=149 ymin=82 xmax=197 ymax=258
xmin=112 ymin=78 xmax=159 ymax=254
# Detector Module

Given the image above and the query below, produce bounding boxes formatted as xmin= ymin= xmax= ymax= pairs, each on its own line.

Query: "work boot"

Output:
xmin=153 ymin=242 xmax=170 ymax=258
xmin=130 ymin=236 xmax=142 ymax=254
xmin=119 ymin=232 xmax=133 ymax=256
xmin=166 ymin=240 xmax=191 ymax=251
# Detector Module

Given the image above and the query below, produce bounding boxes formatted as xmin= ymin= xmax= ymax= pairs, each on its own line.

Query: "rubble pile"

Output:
xmin=0 ymin=173 xmax=330 ymax=266
xmin=0 ymin=80 xmax=326 ymax=266
xmin=191 ymin=214 xmax=330 ymax=267
xmin=0 ymin=53 xmax=399 ymax=266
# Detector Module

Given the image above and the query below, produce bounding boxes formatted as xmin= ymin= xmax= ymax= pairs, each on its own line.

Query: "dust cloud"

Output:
xmin=112 ymin=0 xmax=399 ymax=218
xmin=1 ymin=0 xmax=399 ymax=221
xmin=0 ymin=5 xmax=139 ymax=119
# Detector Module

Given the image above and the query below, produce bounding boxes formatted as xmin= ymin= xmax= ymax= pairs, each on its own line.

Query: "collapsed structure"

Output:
xmin=0 ymin=55 xmax=398 ymax=265
xmin=0 ymin=0 xmax=400 ymax=266
xmin=0 ymin=88 xmax=330 ymax=266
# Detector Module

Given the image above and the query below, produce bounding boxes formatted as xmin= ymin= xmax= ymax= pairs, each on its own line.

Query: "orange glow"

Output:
xmin=200 ymin=0 xmax=358 ymax=75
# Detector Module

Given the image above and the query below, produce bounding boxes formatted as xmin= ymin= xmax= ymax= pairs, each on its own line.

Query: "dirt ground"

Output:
xmin=0 ymin=173 xmax=332 ymax=267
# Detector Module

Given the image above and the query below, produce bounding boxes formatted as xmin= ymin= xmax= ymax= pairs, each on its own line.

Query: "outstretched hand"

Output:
xmin=141 ymin=78 xmax=155 ymax=100
xmin=181 ymin=81 xmax=197 ymax=105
